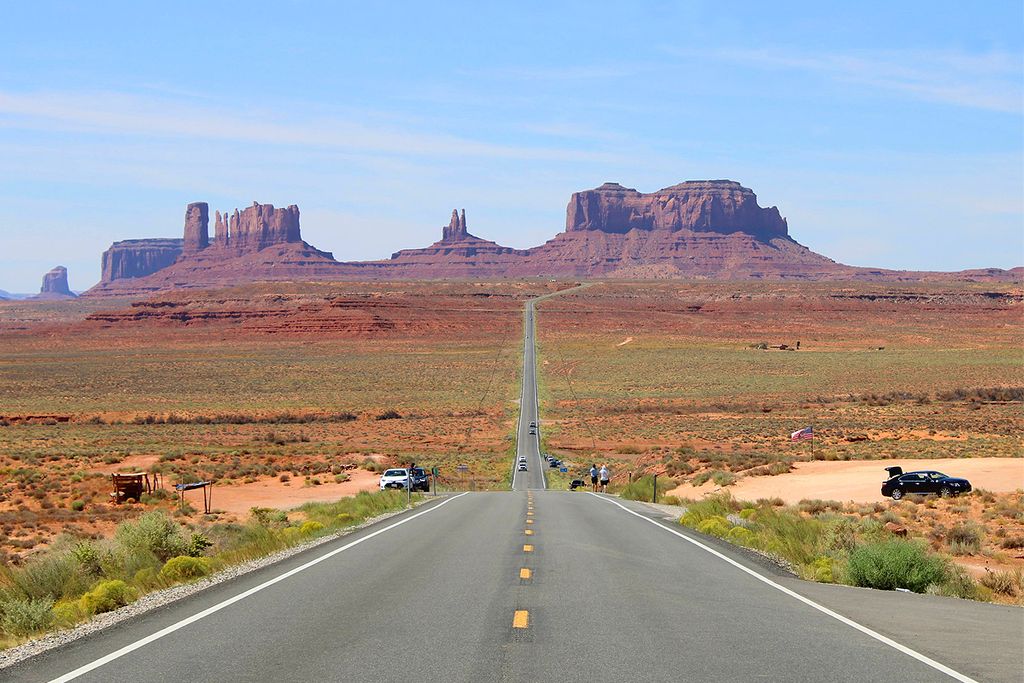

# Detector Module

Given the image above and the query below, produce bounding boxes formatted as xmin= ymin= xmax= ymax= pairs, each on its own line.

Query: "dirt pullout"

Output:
xmin=671 ymin=458 xmax=1023 ymax=504
xmin=186 ymin=469 xmax=382 ymax=515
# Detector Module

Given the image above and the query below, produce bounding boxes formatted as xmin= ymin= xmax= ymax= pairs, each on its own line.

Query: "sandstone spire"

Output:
xmin=442 ymin=208 xmax=469 ymax=242
xmin=182 ymin=202 xmax=209 ymax=253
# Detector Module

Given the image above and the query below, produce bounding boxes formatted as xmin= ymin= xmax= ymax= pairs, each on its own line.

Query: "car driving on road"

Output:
xmin=518 ymin=462 xmax=527 ymax=471
xmin=881 ymin=466 xmax=972 ymax=500
xmin=379 ymin=468 xmax=410 ymax=490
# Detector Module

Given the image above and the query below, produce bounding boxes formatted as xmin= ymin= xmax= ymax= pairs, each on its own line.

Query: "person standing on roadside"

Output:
xmin=599 ymin=464 xmax=610 ymax=493
xmin=589 ymin=464 xmax=599 ymax=492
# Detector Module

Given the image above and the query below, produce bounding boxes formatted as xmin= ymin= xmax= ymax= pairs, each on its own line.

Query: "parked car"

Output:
xmin=548 ymin=459 xmax=560 ymax=468
xmin=881 ymin=466 xmax=972 ymax=500
xmin=379 ymin=468 xmax=410 ymax=490
xmin=409 ymin=467 xmax=430 ymax=492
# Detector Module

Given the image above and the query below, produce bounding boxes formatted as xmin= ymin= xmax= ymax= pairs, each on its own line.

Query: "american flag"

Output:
xmin=790 ymin=426 xmax=814 ymax=441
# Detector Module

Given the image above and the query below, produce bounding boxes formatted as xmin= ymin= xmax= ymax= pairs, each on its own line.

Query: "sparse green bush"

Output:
xmin=186 ymin=532 xmax=212 ymax=557
xmin=807 ymin=556 xmax=834 ymax=583
xmin=695 ymin=516 xmax=732 ymax=537
xmin=0 ymin=597 xmax=54 ymax=636
xmin=115 ymin=511 xmax=187 ymax=562
xmin=846 ymin=540 xmax=948 ymax=593
xmin=160 ymin=556 xmax=212 ymax=582
xmin=947 ymin=523 xmax=983 ymax=555
xmin=979 ymin=569 xmax=1021 ymax=597
xmin=250 ymin=507 xmax=289 ymax=528
xmin=51 ymin=598 xmax=86 ymax=627
xmin=79 ymin=580 xmax=134 ymax=615
xmin=619 ymin=475 xmax=675 ymax=502
xmin=726 ymin=526 xmax=755 ymax=545
xmin=299 ymin=521 xmax=324 ymax=535
xmin=711 ymin=471 xmax=736 ymax=487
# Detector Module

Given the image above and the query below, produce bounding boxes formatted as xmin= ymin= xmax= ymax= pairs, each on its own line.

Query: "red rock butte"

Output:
xmin=84 ymin=181 xmax=1022 ymax=295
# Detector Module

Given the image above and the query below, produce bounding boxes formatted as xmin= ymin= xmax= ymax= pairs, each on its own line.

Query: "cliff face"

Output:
xmin=566 ymin=181 xmax=789 ymax=241
xmin=214 ymin=203 xmax=302 ymax=251
xmin=101 ymin=239 xmax=184 ymax=282
xmin=82 ymin=181 xmax=1022 ymax=295
xmin=88 ymin=201 xmax=334 ymax=296
xmin=36 ymin=265 xmax=76 ymax=298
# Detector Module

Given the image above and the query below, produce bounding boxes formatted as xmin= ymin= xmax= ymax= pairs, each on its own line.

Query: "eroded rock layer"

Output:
xmin=83 ymin=181 xmax=1022 ymax=295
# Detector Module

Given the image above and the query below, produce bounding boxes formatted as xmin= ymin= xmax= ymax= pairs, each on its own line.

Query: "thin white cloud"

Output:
xmin=668 ymin=47 xmax=1023 ymax=113
xmin=0 ymin=89 xmax=621 ymax=163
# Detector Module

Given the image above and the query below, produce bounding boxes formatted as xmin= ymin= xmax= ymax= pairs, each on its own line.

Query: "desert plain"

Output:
xmin=0 ymin=277 xmax=1022 ymax=595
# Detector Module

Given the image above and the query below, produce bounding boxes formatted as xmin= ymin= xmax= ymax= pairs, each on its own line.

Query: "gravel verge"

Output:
xmin=0 ymin=498 xmax=433 ymax=670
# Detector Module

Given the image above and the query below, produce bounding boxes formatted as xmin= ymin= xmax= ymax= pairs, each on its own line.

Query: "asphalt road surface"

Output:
xmin=511 ymin=298 xmax=547 ymax=491
xmin=6 ymin=296 xmax=1022 ymax=683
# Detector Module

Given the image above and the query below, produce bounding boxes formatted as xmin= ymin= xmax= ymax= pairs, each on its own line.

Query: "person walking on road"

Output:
xmin=599 ymin=465 xmax=610 ymax=493
xmin=589 ymin=464 xmax=599 ymax=492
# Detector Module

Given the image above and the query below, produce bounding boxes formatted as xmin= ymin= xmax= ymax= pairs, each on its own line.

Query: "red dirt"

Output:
xmin=671 ymin=458 xmax=1024 ymax=504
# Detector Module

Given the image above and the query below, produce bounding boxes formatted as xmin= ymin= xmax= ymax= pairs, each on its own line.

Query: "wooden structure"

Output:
xmin=175 ymin=480 xmax=214 ymax=514
xmin=110 ymin=472 xmax=162 ymax=504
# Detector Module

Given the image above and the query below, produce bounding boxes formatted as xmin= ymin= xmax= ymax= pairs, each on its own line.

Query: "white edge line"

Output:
xmin=587 ymin=493 xmax=978 ymax=683
xmin=49 ymin=493 xmax=470 ymax=683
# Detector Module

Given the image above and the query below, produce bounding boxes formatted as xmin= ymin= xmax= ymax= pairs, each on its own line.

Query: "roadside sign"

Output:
xmin=559 ymin=467 xmax=568 ymax=473
xmin=456 ymin=464 xmax=469 ymax=472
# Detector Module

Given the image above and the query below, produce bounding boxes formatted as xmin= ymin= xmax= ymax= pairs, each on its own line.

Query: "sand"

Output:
xmin=183 ymin=469 xmax=382 ymax=515
xmin=669 ymin=458 xmax=1024 ymax=504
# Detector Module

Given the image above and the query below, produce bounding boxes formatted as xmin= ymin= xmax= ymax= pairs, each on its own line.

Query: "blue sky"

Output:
xmin=1 ymin=1 xmax=1021 ymax=291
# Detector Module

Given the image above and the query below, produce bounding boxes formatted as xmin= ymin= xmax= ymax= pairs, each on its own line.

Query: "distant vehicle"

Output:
xmin=409 ymin=467 xmax=430 ymax=492
xmin=529 ymin=428 xmax=536 ymax=435
xmin=548 ymin=459 xmax=560 ymax=468
xmin=529 ymin=421 xmax=537 ymax=428
xmin=379 ymin=468 xmax=410 ymax=490
xmin=518 ymin=462 xmax=528 ymax=471
xmin=881 ymin=467 xmax=972 ymax=500
xmin=569 ymin=479 xmax=586 ymax=490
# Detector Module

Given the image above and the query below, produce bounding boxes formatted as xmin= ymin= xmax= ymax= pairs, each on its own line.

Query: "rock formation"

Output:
xmin=101 ymin=239 xmax=184 ymax=282
xmin=368 ymin=209 xmax=527 ymax=278
xmin=216 ymin=202 xmax=302 ymax=251
xmin=182 ymin=202 xmax=209 ymax=253
xmin=83 ymin=182 xmax=1022 ymax=295
xmin=36 ymin=265 xmax=76 ymax=298
xmin=566 ymin=181 xmax=789 ymax=240
xmin=442 ymin=209 xmax=468 ymax=242
xmin=88 ymin=201 xmax=334 ymax=296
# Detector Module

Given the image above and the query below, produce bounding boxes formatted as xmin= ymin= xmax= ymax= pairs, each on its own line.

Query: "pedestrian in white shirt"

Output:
xmin=599 ymin=465 xmax=610 ymax=493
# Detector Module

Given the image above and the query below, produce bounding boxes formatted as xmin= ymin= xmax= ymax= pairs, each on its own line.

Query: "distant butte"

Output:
xmin=34 ymin=265 xmax=77 ymax=299
xmin=82 ymin=180 xmax=1022 ymax=295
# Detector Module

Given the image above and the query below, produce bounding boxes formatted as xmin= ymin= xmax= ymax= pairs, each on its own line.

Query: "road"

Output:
xmin=5 ymin=296 xmax=1022 ymax=683
xmin=511 ymin=298 xmax=546 ymax=491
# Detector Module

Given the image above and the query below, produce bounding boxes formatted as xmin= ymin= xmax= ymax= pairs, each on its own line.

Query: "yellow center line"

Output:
xmin=525 ymin=529 xmax=534 ymax=535
xmin=520 ymin=567 xmax=532 ymax=580
xmin=523 ymin=544 xmax=533 ymax=552
xmin=513 ymin=610 xmax=529 ymax=629
xmin=527 ymin=511 xmax=534 ymax=516
xmin=526 ymin=519 xmax=534 ymax=524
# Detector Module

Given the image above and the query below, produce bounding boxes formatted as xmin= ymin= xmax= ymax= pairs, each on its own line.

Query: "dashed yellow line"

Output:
xmin=527 ymin=511 xmax=534 ymax=517
xmin=512 ymin=610 xmax=529 ymax=629
xmin=523 ymin=544 xmax=533 ymax=552
xmin=520 ymin=567 xmax=532 ymax=580
xmin=524 ymin=529 xmax=534 ymax=535
xmin=526 ymin=519 xmax=534 ymax=524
